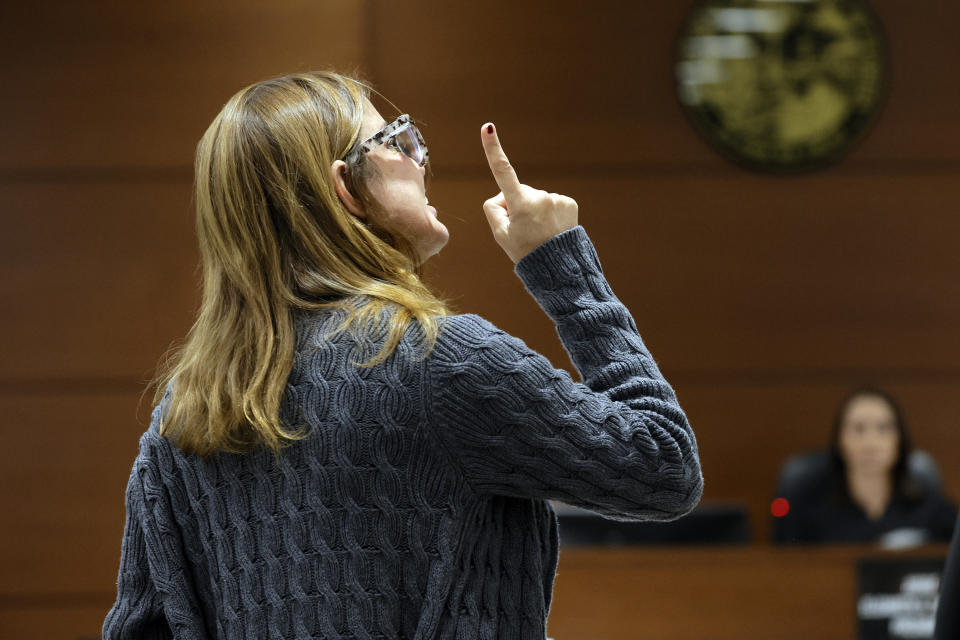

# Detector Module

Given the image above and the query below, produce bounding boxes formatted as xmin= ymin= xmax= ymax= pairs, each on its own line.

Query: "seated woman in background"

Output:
xmin=773 ymin=387 xmax=956 ymax=546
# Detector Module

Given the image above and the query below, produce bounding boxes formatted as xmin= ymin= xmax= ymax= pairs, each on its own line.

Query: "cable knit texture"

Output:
xmin=103 ymin=226 xmax=703 ymax=639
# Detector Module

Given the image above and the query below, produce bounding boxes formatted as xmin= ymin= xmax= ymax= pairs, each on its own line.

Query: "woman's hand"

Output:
xmin=480 ymin=123 xmax=579 ymax=263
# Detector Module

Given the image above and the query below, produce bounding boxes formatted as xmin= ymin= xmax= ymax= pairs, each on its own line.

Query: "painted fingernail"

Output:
xmin=486 ymin=124 xmax=494 ymax=134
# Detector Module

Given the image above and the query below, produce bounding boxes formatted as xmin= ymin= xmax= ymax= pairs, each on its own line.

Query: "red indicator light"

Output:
xmin=771 ymin=497 xmax=790 ymax=518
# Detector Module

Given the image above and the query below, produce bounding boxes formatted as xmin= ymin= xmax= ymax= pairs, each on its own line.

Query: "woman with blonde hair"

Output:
xmin=103 ymin=70 xmax=702 ymax=639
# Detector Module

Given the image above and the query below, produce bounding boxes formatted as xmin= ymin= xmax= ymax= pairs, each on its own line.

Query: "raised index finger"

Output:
xmin=481 ymin=123 xmax=521 ymax=199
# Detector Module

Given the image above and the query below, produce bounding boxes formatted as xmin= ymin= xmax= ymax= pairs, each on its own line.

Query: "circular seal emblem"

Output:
xmin=676 ymin=0 xmax=886 ymax=172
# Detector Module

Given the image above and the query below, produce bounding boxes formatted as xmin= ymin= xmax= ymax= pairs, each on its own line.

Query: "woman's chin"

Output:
xmin=417 ymin=231 xmax=450 ymax=265
xmin=850 ymin=461 xmax=895 ymax=477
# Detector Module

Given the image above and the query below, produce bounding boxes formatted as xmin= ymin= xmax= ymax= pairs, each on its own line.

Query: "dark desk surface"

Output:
xmin=548 ymin=544 xmax=950 ymax=640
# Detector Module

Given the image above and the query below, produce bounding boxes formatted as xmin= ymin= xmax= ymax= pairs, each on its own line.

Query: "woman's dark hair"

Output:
xmin=828 ymin=386 xmax=920 ymax=501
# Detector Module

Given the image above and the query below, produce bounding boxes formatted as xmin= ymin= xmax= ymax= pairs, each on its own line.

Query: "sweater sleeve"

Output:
xmin=103 ymin=459 xmax=173 ymax=640
xmin=426 ymin=226 xmax=702 ymax=521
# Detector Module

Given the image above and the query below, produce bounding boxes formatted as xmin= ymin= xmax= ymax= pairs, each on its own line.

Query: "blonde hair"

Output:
xmin=155 ymin=70 xmax=449 ymax=456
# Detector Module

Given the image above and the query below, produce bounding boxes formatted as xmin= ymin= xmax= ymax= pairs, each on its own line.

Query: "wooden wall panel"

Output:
xmin=0 ymin=2 xmax=365 ymax=170
xmin=367 ymin=0 xmax=960 ymax=173
xmin=0 ymin=393 xmax=144 ymax=595
xmin=7 ymin=171 xmax=957 ymax=382
xmin=422 ymin=174 xmax=960 ymax=374
xmin=0 ymin=599 xmax=114 ymax=640
xmin=0 ymin=181 xmax=197 ymax=381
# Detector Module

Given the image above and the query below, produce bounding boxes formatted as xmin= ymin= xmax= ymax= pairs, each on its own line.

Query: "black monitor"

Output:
xmin=554 ymin=502 xmax=751 ymax=546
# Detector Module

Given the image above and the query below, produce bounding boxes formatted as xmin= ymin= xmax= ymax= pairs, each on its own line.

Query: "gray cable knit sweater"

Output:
xmin=103 ymin=226 xmax=703 ymax=640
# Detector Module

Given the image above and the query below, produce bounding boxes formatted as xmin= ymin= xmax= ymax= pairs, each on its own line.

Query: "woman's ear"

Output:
xmin=330 ymin=160 xmax=366 ymax=219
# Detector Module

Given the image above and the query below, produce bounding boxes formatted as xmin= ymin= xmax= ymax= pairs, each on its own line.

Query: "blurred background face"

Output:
xmin=838 ymin=395 xmax=900 ymax=476
xmin=358 ymin=101 xmax=449 ymax=263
